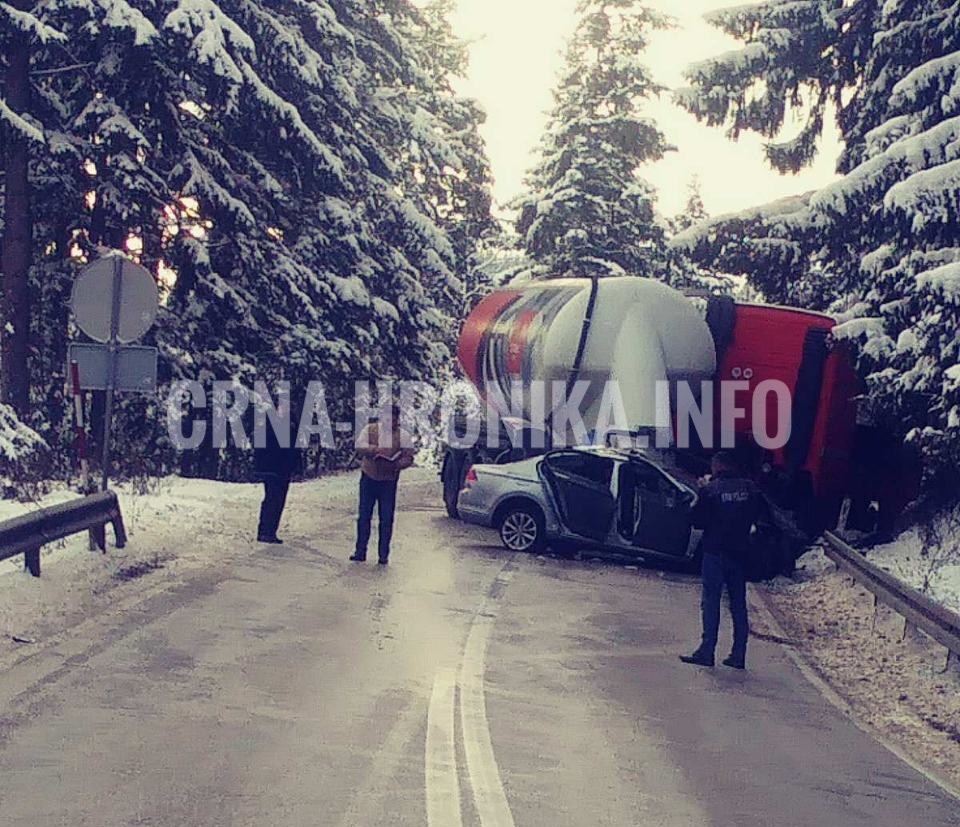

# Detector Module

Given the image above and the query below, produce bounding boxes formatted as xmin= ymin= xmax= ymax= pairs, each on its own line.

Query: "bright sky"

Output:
xmin=446 ymin=0 xmax=842 ymax=218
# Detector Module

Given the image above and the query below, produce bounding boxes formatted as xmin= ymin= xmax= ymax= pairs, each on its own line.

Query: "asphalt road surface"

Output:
xmin=0 ymin=473 xmax=956 ymax=826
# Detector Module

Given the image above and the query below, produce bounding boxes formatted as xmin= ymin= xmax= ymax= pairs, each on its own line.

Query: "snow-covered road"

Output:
xmin=0 ymin=471 xmax=956 ymax=826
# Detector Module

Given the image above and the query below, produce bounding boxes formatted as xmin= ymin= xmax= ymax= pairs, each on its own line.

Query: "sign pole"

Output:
xmin=69 ymin=360 xmax=90 ymax=490
xmin=100 ymin=256 xmax=124 ymax=492
xmin=70 ymin=359 xmax=99 ymax=550
xmin=71 ymin=253 xmax=158 ymax=490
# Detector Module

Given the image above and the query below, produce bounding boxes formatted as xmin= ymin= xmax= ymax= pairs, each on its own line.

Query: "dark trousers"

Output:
xmin=258 ymin=476 xmax=290 ymax=539
xmin=699 ymin=552 xmax=749 ymax=661
xmin=355 ymin=473 xmax=398 ymax=561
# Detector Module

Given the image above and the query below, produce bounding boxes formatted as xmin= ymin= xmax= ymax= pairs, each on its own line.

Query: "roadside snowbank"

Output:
xmin=859 ymin=523 xmax=960 ymax=615
xmin=0 ymin=471 xmax=364 ymax=662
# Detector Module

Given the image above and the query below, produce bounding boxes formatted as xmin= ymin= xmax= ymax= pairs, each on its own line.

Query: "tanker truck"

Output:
xmin=440 ymin=277 xmax=917 ymax=547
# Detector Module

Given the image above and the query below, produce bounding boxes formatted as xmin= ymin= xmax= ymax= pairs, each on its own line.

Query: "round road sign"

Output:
xmin=71 ymin=256 xmax=159 ymax=344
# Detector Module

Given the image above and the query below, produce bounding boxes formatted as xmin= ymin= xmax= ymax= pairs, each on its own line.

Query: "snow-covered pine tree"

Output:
xmin=515 ymin=0 xmax=674 ymax=279
xmin=677 ymin=0 xmax=960 ymax=495
xmin=327 ymin=0 xmax=481 ymax=382
xmin=2 ymin=0 xmax=495 ymax=483
xmin=664 ymin=177 xmax=731 ymax=293
xmin=161 ymin=0 xmax=353 ymax=383
xmin=161 ymin=0 xmax=470 ymax=471
xmin=2 ymin=1 xmax=167 ymax=482
xmin=410 ymin=0 xmax=497 ymax=313
xmin=470 ymin=225 xmax=532 ymax=300
xmin=673 ymin=177 xmax=707 ymax=233
xmin=669 ymin=190 xmax=822 ymax=304
xmin=1 ymin=1 xmax=63 ymax=419
xmin=161 ymin=0 xmax=491 ymax=467
xmin=37 ymin=3 xmax=178 ymax=477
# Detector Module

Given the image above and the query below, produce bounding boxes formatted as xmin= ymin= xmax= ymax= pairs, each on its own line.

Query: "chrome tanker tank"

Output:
xmin=457 ymin=277 xmax=717 ymax=444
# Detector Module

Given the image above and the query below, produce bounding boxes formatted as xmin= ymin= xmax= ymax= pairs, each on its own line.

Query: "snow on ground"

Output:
xmin=859 ymin=524 xmax=960 ymax=615
xmin=0 ymin=470 xmax=366 ymax=669
xmin=771 ymin=508 xmax=960 ymax=616
xmin=761 ymin=546 xmax=960 ymax=792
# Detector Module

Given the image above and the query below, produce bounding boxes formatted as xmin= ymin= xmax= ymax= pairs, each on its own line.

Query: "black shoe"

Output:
xmin=378 ymin=557 xmax=389 ymax=566
xmin=723 ymin=656 xmax=746 ymax=670
xmin=349 ymin=553 xmax=366 ymax=562
xmin=258 ymin=535 xmax=284 ymax=545
xmin=679 ymin=651 xmax=715 ymax=667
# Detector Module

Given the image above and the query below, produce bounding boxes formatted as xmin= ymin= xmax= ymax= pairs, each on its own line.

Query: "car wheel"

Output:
xmin=498 ymin=505 xmax=545 ymax=553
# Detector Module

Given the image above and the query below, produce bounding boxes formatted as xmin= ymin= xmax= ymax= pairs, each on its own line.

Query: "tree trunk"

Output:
xmin=1 ymin=6 xmax=33 ymax=416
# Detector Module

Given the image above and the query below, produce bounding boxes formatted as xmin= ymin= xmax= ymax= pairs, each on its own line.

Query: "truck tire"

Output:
xmin=442 ymin=452 xmax=460 ymax=519
xmin=442 ymin=450 xmax=473 ymax=520
xmin=441 ymin=453 xmax=457 ymax=518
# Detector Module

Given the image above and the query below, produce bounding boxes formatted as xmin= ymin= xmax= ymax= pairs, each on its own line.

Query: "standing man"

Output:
xmin=680 ymin=451 xmax=767 ymax=670
xmin=350 ymin=406 xmax=415 ymax=565
xmin=254 ymin=396 xmax=300 ymax=545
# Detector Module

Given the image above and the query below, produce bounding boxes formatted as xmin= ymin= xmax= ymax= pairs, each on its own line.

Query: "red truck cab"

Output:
xmin=707 ymin=298 xmax=913 ymax=533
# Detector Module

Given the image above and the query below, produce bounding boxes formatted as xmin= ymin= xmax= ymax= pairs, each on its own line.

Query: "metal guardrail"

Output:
xmin=823 ymin=530 xmax=960 ymax=664
xmin=0 ymin=491 xmax=127 ymax=577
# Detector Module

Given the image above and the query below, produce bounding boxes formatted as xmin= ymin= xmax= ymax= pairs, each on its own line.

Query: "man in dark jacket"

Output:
xmin=254 ymin=404 xmax=300 ymax=545
xmin=680 ymin=451 xmax=767 ymax=670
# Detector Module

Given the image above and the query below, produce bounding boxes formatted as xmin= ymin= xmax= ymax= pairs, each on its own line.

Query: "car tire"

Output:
xmin=498 ymin=504 xmax=545 ymax=554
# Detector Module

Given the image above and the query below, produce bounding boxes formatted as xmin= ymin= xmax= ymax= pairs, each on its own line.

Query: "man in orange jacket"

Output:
xmin=350 ymin=406 xmax=415 ymax=565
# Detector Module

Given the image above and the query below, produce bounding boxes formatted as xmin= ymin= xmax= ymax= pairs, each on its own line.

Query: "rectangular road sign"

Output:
xmin=68 ymin=343 xmax=158 ymax=393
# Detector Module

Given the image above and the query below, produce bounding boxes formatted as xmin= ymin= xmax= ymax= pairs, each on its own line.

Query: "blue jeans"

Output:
xmin=355 ymin=474 xmax=398 ymax=561
xmin=699 ymin=552 xmax=749 ymax=661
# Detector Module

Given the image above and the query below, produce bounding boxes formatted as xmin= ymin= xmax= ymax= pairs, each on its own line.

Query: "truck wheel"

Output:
xmin=442 ymin=457 xmax=458 ymax=519
xmin=498 ymin=504 xmax=545 ymax=553
xmin=442 ymin=453 xmax=469 ymax=519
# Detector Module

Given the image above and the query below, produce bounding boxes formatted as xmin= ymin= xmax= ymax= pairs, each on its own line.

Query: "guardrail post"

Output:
xmin=91 ymin=523 xmax=107 ymax=552
xmin=24 ymin=547 xmax=40 ymax=578
xmin=872 ymin=597 xmax=906 ymax=640
xmin=0 ymin=492 xmax=128 ymax=572
xmin=902 ymin=621 xmax=925 ymax=645
xmin=824 ymin=531 xmax=960 ymax=674
xmin=112 ymin=510 xmax=127 ymax=549
xmin=944 ymin=649 xmax=960 ymax=678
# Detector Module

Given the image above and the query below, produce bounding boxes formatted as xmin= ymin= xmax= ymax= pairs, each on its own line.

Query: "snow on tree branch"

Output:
xmin=0 ymin=96 xmax=44 ymax=143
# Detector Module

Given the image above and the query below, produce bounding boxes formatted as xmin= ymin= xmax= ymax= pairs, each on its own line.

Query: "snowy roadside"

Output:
xmin=849 ymin=524 xmax=960 ymax=615
xmin=0 ymin=469 xmax=373 ymax=669
xmin=760 ymin=548 xmax=960 ymax=793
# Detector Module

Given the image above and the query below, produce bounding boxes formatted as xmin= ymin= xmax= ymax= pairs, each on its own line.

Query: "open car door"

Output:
xmin=620 ymin=460 xmax=694 ymax=557
xmin=541 ymin=452 xmax=616 ymax=542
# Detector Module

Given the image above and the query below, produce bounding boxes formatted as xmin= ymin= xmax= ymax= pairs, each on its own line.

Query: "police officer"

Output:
xmin=680 ymin=451 xmax=767 ymax=670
